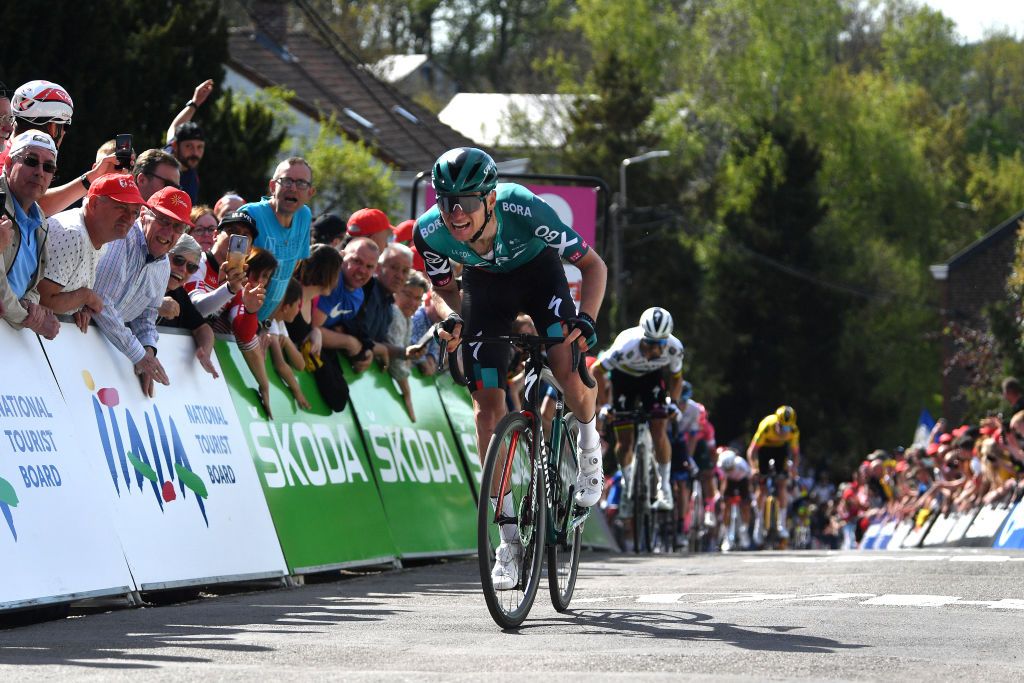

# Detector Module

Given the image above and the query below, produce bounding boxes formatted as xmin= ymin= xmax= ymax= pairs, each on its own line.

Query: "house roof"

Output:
xmin=371 ymin=54 xmax=430 ymax=83
xmin=226 ymin=27 xmax=481 ymax=172
xmin=930 ymin=209 xmax=1024 ymax=279
xmin=438 ymin=93 xmax=576 ymax=148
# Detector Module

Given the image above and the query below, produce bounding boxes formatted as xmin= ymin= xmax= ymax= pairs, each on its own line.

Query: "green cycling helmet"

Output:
xmin=432 ymin=147 xmax=498 ymax=196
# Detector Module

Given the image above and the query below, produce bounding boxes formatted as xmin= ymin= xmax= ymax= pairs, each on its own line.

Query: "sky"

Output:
xmin=922 ymin=1 xmax=1024 ymax=42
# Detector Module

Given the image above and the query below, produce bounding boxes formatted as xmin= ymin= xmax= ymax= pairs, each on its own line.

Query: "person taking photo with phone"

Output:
xmin=185 ymin=211 xmax=255 ymax=319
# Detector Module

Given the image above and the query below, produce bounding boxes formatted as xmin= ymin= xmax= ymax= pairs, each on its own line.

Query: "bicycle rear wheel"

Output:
xmin=478 ymin=412 xmax=546 ymax=629
xmin=547 ymin=414 xmax=583 ymax=612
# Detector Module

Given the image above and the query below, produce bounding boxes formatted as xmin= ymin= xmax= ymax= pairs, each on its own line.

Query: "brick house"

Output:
xmin=930 ymin=212 xmax=1024 ymax=420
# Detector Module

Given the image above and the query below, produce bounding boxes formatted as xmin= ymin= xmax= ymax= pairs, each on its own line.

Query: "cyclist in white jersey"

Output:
xmin=717 ymin=448 xmax=753 ymax=551
xmin=593 ymin=307 xmax=684 ymax=511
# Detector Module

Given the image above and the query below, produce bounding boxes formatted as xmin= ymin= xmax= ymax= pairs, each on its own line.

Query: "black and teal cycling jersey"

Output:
xmin=413 ymin=183 xmax=590 ymax=288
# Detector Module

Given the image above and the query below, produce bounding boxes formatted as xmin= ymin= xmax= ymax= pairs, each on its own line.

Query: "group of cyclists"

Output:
xmin=420 ymin=146 xmax=803 ymax=594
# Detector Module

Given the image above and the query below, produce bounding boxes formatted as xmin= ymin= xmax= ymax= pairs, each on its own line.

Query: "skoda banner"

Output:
xmin=346 ymin=363 xmax=477 ymax=558
xmin=217 ymin=344 xmax=398 ymax=573
xmin=43 ymin=326 xmax=287 ymax=590
xmin=1 ymin=326 xmax=134 ymax=610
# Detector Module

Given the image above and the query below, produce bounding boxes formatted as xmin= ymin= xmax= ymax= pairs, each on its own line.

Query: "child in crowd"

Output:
xmin=267 ymin=278 xmax=311 ymax=410
xmin=386 ymin=271 xmax=430 ymax=421
xmin=227 ymin=248 xmax=276 ymax=417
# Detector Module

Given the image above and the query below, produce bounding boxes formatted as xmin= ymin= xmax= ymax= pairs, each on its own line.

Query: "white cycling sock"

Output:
xmin=490 ymin=493 xmax=519 ymax=543
xmin=578 ymin=415 xmax=600 ymax=453
xmin=778 ymin=506 xmax=787 ymax=528
xmin=657 ymin=462 xmax=671 ymax=490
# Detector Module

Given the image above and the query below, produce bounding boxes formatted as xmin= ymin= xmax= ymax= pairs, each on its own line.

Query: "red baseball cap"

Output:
xmin=88 ymin=173 xmax=147 ymax=206
xmin=347 ymin=208 xmax=393 ymax=236
xmin=410 ymin=244 xmax=426 ymax=273
xmin=926 ymin=442 xmax=940 ymax=456
xmin=148 ymin=186 xmax=194 ymax=227
xmin=939 ymin=433 xmax=953 ymax=444
xmin=393 ymin=219 xmax=415 ymax=244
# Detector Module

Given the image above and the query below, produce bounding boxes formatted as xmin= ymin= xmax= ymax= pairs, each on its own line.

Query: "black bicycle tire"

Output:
xmin=632 ymin=443 xmax=654 ymax=553
xmin=547 ymin=414 xmax=583 ymax=611
xmin=689 ymin=482 xmax=704 ymax=553
xmin=477 ymin=412 xmax=547 ymax=629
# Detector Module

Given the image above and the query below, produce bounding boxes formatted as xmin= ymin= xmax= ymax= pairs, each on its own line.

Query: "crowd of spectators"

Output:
xmin=0 ymin=77 xmax=449 ymax=420
xmin=824 ymin=376 xmax=1024 ymax=549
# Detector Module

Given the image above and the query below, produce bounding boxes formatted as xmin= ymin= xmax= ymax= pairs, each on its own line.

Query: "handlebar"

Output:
xmin=438 ymin=332 xmax=595 ymax=390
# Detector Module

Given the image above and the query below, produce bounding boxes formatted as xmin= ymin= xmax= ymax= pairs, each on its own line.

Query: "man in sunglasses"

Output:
xmin=747 ymin=405 xmax=801 ymax=540
xmin=185 ymin=211 xmax=256 ymax=319
xmin=39 ymin=174 xmax=148 ymax=333
xmin=415 ymin=146 xmax=608 ymax=588
xmin=0 ymin=131 xmax=61 ymax=339
xmin=158 ymin=233 xmax=219 ymax=379
xmin=241 ymin=156 xmax=315 ymax=323
xmin=592 ymin=307 xmax=686 ymax=513
xmin=93 ymin=186 xmax=195 ymax=397
xmin=132 ymin=149 xmax=182 ymax=202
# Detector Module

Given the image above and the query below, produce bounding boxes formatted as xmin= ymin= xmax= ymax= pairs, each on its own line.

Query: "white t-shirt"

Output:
xmin=44 ymin=209 xmax=107 ymax=307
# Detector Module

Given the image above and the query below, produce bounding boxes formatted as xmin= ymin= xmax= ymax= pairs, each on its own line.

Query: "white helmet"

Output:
xmin=11 ymin=80 xmax=74 ymax=124
xmin=718 ymin=449 xmax=739 ymax=471
xmin=639 ymin=306 xmax=673 ymax=340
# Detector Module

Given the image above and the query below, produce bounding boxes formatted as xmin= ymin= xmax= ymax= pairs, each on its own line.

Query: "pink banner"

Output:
xmin=424 ymin=184 xmax=599 ymax=247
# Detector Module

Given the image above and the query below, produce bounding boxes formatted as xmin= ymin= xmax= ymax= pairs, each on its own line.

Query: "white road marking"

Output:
xmin=636 ymin=593 xmax=685 ymax=603
xmin=789 ymin=593 xmax=876 ymax=602
xmin=860 ymin=595 xmax=960 ymax=607
xmin=625 ymin=592 xmax=1024 ymax=610
xmin=701 ymin=593 xmax=798 ymax=604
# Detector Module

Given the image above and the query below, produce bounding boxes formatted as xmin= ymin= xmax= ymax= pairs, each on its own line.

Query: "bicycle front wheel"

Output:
xmin=688 ymin=481 xmax=704 ymax=553
xmin=478 ymin=412 xmax=547 ymax=629
xmin=548 ymin=414 xmax=583 ymax=612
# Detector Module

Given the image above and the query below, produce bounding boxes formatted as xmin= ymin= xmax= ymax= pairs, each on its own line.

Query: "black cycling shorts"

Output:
xmin=692 ymin=439 xmax=713 ymax=472
xmin=757 ymin=445 xmax=790 ymax=477
xmin=458 ymin=248 xmax=575 ymax=392
xmin=610 ymin=369 xmax=666 ymax=416
xmin=723 ymin=477 xmax=751 ymax=502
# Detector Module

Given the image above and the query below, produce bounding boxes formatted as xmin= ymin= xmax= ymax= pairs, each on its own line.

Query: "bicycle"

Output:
xmin=610 ymin=409 xmax=659 ymax=554
xmin=753 ymin=459 xmax=786 ymax=550
xmin=442 ymin=333 xmax=595 ymax=628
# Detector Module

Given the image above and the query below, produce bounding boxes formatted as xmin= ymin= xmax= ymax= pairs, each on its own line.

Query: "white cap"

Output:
xmin=8 ymin=131 xmax=58 ymax=159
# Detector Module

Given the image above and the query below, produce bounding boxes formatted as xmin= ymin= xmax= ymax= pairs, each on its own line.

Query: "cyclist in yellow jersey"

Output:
xmin=746 ymin=405 xmax=800 ymax=539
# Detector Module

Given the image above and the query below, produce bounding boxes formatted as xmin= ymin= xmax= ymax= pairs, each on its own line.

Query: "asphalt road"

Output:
xmin=2 ymin=549 xmax=1022 ymax=680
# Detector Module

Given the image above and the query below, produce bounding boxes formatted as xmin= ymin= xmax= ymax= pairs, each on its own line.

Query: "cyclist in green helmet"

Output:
xmin=415 ymin=147 xmax=607 ymax=590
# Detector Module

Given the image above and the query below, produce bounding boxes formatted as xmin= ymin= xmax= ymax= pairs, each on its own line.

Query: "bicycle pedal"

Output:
xmin=569 ymin=506 xmax=591 ymax=531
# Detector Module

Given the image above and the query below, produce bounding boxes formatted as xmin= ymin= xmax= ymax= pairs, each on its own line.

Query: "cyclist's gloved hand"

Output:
xmin=566 ymin=312 xmax=597 ymax=349
xmin=434 ymin=312 xmax=464 ymax=343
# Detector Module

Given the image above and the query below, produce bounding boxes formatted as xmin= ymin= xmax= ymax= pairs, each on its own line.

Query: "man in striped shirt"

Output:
xmin=92 ymin=186 xmax=194 ymax=397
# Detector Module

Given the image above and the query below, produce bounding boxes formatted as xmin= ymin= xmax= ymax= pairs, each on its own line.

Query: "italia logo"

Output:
xmin=83 ymin=370 xmax=210 ymax=526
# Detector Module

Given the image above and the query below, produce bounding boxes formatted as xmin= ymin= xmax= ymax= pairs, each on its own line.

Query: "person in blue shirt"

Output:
xmin=240 ymin=157 xmax=314 ymax=322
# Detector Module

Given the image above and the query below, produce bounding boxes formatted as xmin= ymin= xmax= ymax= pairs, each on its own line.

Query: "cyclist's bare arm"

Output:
xmin=746 ymin=440 xmax=759 ymax=474
xmin=667 ymin=371 xmax=683 ymax=402
xmin=593 ymin=359 xmax=610 ymax=404
xmin=575 ymin=249 xmax=607 ymax=322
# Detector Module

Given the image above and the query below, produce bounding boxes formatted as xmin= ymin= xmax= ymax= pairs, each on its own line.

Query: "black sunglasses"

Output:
xmin=437 ymin=193 xmax=486 ymax=214
xmin=145 ymin=171 xmax=180 ymax=190
xmin=18 ymin=155 xmax=57 ymax=174
xmin=170 ymin=254 xmax=200 ymax=274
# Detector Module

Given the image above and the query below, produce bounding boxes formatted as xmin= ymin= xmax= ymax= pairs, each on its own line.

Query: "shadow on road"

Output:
xmin=529 ymin=609 xmax=868 ymax=654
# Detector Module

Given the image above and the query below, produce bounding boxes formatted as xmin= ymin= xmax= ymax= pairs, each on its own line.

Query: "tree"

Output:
xmin=298 ymin=116 xmax=399 ymax=219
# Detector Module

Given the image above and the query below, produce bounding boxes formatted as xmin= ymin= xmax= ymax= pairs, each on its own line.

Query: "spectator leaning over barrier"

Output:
xmin=242 ymin=156 xmax=315 ymax=322
xmin=6 ymin=80 xmax=120 ymax=216
xmin=385 ymin=270 xmax=430 ymax=420
xmin=0 ymin=131 xmax=61 ymax=339
xmin=346 ymin=208 xmax=393 ymax=252
xmin=189 ymin=205 xmax=218 ymax=252
xmin=39 ymin=174 xmax=147 ymax=332
xmin=165 ymin=79 xmax=214 ymax=205
xmin=92 ymin=186 xmax=194 ymax=397
xmin=359 ymin=243 xmax=413 ymax=366
xmin=133 ymin=149 xmax=182 ymax=203
xmin=157 ymin=233 xmax=218 ymax=379
xmin=312 ymin=237 xmax=380 ymax=369
xmin=213 ymin=191 xmax=245 ymax=221
xmin=267 ymin=278 xmax=311 ymax=410
xmin=311 ymin=213 xmax=346 ymax=249
xmin=409 ymin=287 xmax=443 ymax=376
xmin=185 ymin=210 xmax=254 ymax=319
xmin=288 ymin=243 xmax=343 ymax=363
xmin=228 ymin=248 xmax=276 ymax=418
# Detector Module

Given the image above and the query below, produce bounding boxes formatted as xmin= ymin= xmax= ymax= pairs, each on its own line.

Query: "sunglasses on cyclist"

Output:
xmin=170 ymin=254 xmax=200 ymax=274
xmin=18 ymin=155 xmax=58 ymax=175
xmin=642 ymin=337 xmax=667 ymax=347
xmin=436 ymin=193 xmax=486 ymax=214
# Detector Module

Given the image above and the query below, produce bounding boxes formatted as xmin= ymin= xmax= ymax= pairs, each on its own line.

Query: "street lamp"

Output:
xmin=612 ymin=150 xmax=671 ymax=330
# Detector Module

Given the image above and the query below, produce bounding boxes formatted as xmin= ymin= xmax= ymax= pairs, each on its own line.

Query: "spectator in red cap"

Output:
xmin=392 ymin=219 xmax=415 ymax=246
xmin=39 ymin=174 xmax=147 ymax=332
xmin=93 ymin=186 xmax=194 ymax=397
xmin=1 ymin=131 xmax=61 ymax=339
xmin=347 ymin=207 xmax=393 ymax=252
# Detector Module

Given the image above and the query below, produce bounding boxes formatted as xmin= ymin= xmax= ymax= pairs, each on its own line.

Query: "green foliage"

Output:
xmin=197 ymin=87 xmax=291 ymax=205
xmin=298 ymin=116 xmax=399 ymax=218
xmin=0 ymin=0 xmax=227 ymax=187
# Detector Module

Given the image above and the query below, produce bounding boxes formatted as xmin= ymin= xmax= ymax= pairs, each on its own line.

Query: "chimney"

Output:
xmin=250 ymin=0 xmax=288 ymax=47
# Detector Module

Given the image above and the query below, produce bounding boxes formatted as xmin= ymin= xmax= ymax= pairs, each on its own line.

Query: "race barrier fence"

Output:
xmin=2 ymin=320 xmax=613 ymax=612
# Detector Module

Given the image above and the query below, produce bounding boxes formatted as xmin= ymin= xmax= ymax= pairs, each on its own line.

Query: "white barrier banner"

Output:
xmin=0 ymin=326 xmax=134 ymax=609
xmin=43 ymin=324 xmax=287 ymax=589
